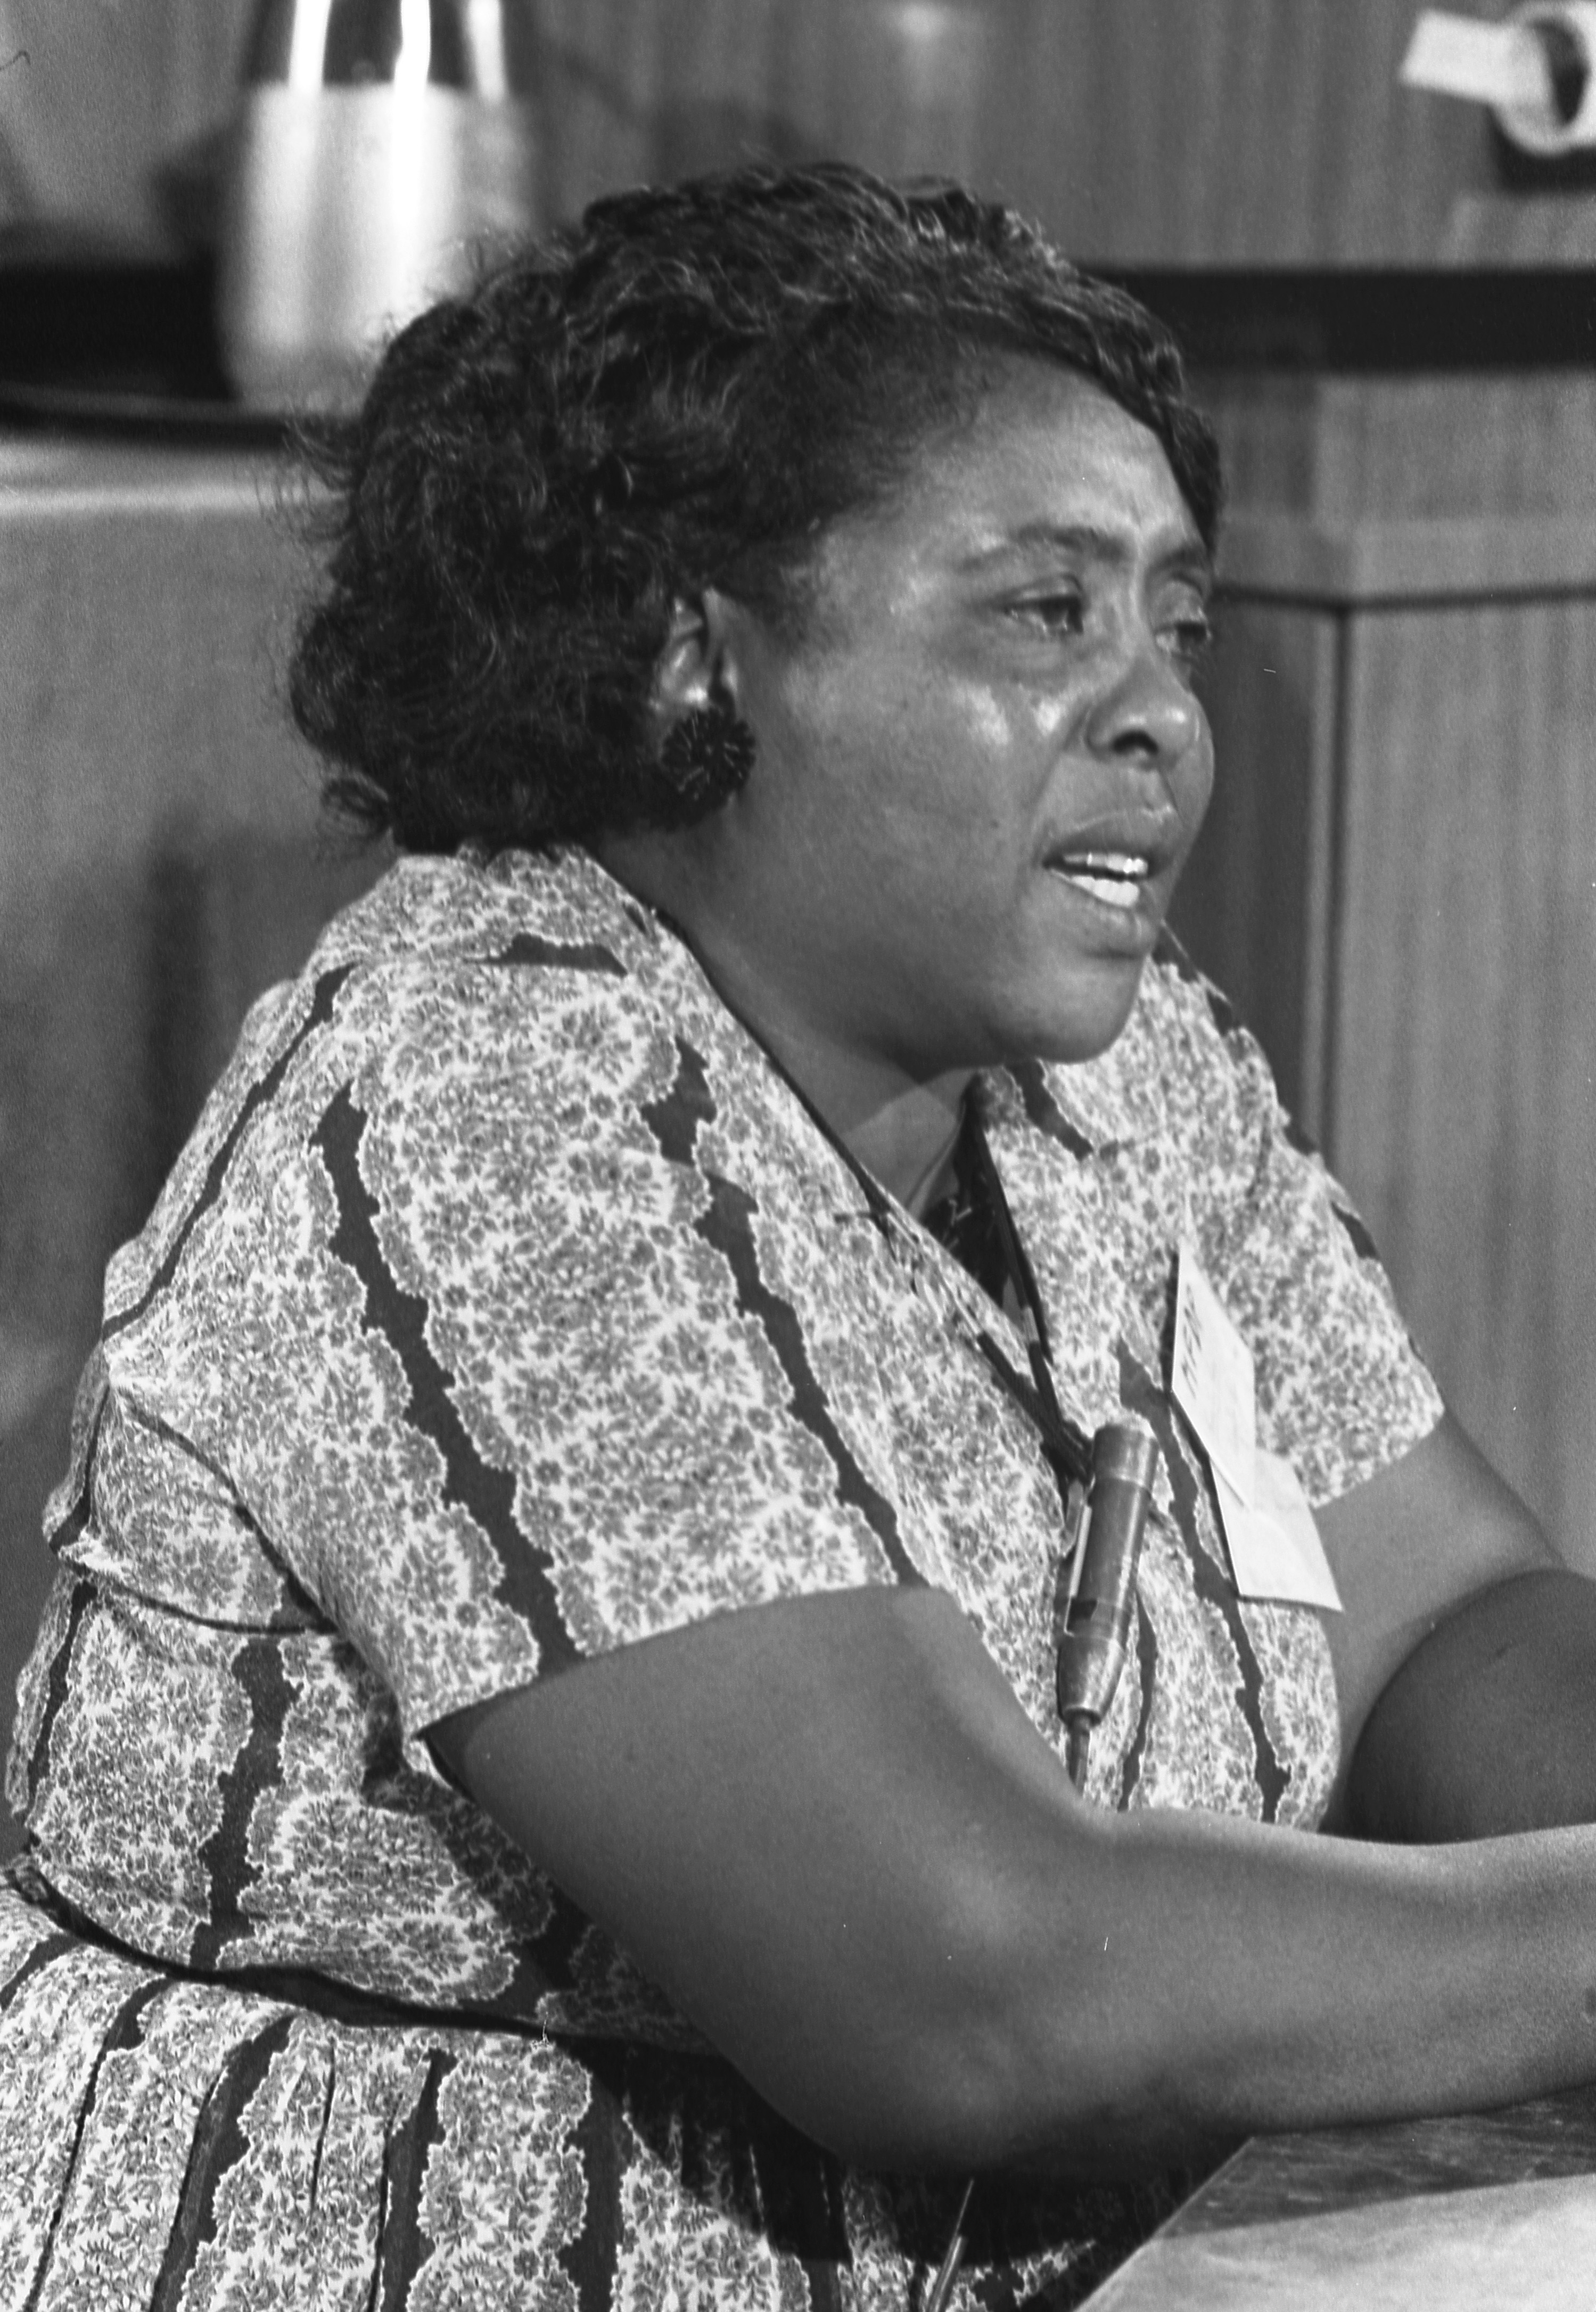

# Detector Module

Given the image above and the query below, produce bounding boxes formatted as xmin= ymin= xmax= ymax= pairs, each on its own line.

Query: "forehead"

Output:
xmin=819 ymin=360 xmax=1203 ymax=590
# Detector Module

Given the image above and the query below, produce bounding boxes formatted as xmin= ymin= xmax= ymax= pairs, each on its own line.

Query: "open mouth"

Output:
xmin=1044 ymin=850 xmax=1151 ymax=912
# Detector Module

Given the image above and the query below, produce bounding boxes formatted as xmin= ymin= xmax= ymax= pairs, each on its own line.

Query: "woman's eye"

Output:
xmin=1011 ymin=592 xmax=1085 ymax=636
xmin=1162 ymin=609 xmax=1215 ymax=671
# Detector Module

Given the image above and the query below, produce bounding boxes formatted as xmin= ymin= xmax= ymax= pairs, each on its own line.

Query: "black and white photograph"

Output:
xmin=1 ymin=3 xmax=1594 ymax=2303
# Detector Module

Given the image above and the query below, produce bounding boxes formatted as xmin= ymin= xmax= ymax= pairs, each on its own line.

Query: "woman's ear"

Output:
xmin=650 ymin=591 xmax=758 ymax=814
xmin=651 ymin=591 xmax=744 ymax=725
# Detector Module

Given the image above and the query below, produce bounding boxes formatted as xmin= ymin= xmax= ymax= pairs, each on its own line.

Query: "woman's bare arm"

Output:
xmin=1314 ymin=1412 xmax=1596 ymax=1839
xmin=430 ymin=1575 xmax=1596 ymax=2178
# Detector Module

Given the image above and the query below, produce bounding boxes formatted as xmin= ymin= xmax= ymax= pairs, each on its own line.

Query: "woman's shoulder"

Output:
xmin=237 ymin=844 xmax=686 ymax=1124
xmin=302 ymin=843 xmax=662 ymax=994
xmin=100 ymin=848 xmax=688 ymax=1329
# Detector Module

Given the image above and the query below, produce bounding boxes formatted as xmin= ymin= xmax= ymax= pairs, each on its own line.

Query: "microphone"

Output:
xmin=925 ymin=1415 xmax=1162 ymax=2312
xmin=1056 ymin=1417 xmax=1161 ymax=1792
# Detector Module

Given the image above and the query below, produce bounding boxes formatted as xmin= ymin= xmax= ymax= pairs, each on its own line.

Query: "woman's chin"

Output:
xmin=1001 ymin=952 xmax=1152 ymax=1071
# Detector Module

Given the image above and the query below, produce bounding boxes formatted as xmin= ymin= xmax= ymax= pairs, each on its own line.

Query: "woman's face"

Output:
xmin=692 ymin=360 xmax=1215 ymax=1085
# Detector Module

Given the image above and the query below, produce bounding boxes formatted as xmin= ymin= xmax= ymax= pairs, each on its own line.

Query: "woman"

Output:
xmin=4 ymin=162 xmax=1596 ymax=2309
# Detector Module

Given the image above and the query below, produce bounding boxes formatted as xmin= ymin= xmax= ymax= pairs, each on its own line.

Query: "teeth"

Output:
xmin=1062 ymin=851 xmax=1149 ymax=878
xmin=1047 ymin=851 xmax=1150 ymax=909
xmin=1063 ymin=872 xmax=1141 ymax=911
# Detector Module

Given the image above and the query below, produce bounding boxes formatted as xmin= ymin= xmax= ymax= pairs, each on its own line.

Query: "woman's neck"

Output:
xmin=834 ymin=1073 xmax=970 ymax=1218
xmin=703 ymin=981 xmax=973 ymax=1216
xmin=595 ymin=836 xmax=973 ymax=1214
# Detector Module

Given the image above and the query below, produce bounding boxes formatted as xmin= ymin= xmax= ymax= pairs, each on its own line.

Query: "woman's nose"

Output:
xmin=1084 ymin=642 xmax=1205 ymax=769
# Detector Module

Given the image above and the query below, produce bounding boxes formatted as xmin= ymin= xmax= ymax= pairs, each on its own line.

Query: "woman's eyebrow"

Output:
xmin=957 ymin=521 xmax=1213 ymax=585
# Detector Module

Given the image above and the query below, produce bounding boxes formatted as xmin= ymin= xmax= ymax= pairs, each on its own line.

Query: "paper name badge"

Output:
xmin=1213 ymin=1449 xmax=1343 ymax=1614
xmin=1172 ymin=1245 xmax=1341 ymax=1611
xmin=1172 ymin=1245 xmax=1257 ymax=1503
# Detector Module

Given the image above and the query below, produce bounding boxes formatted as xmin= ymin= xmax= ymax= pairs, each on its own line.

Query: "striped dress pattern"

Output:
xmin=0 ymin=845 xmax=1443 ymax=2308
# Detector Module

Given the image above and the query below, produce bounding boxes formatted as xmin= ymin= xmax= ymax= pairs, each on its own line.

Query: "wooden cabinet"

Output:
xmin=1173 ymin=375 xmax=1596 ymax=1564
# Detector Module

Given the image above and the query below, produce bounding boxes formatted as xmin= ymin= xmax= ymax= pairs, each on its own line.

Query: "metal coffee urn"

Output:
xmin=219 ymin=0 xmax=541 ymax=409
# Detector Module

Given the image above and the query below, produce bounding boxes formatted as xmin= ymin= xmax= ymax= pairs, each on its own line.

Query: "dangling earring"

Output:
xmin=660 ymin=690 xmax=756 ymax=815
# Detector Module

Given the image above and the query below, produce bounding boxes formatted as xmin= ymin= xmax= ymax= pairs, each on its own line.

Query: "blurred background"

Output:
xmin=2 ymin=0 xmax=1593 ymax=1859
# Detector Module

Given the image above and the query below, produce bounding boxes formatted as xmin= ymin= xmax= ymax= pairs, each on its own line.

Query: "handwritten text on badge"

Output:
xmin=1172 ymin=1245 xmax=1257 ymax=1504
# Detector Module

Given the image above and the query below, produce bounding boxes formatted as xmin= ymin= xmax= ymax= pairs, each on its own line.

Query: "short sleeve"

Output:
xmin=155 ymin=948 xmax=907 ymax=1745
xmin=1184 ymin=1003 xmax=1444 ymax=1507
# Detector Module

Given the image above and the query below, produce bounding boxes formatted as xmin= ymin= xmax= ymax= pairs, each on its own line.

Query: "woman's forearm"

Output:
xmin=962 ymin=1799 xmax=1596 ymax=2175
xmin=433 ymin=1584 xmax=1596 ymax=2176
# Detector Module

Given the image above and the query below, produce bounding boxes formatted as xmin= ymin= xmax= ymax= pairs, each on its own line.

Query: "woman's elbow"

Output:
xmin=747 ymin=1847 xmax=1195 ymax=2178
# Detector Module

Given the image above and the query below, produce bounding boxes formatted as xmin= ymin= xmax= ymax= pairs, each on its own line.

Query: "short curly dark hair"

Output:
xmin=289 ymin=161 xmax=1222 ymax=853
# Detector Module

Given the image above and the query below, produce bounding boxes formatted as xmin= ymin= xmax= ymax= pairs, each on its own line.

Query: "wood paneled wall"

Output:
xmin=5 ymin=0 xmax=1515 ymax=267
xmin=1335 ymin=596 xmax=1596 ymax=1561
xmin=1200 ymin=371 xmax=1596 ymax=524
xmin=0 ymin=0 xmax=254 ymax=250
xmin=534 ymin=0 xmax=1505 ymax=263
xmin=1173 ymin=375 xmax=1596 ymax=1570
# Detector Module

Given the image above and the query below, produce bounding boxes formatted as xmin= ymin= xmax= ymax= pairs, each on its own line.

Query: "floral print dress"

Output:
xmin=0 ymin=845 xmax=1441 ymax=2309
